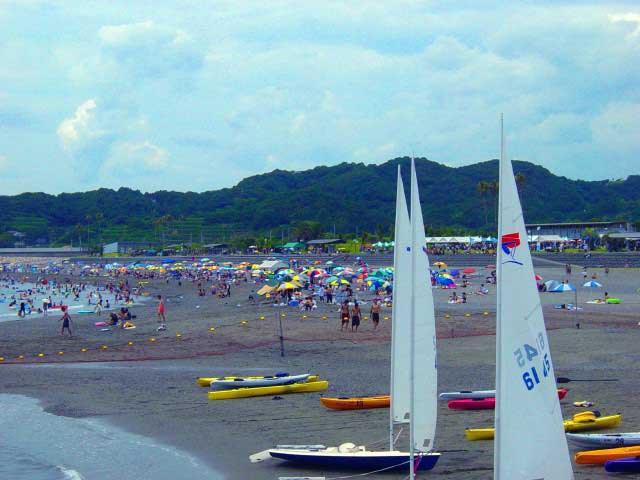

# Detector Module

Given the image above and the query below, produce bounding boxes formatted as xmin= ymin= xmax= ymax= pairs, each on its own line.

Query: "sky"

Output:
xmin=0 ymin=0 xmax=639 ymax=195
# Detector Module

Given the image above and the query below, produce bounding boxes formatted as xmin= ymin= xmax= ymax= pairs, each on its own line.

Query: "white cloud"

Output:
xmin=608 ymin=12 xmax=640 ymax=37
xmin=56 ymin=99 xmax=100 ymax=149
xmin=591 ymin=102 xmax=640 ymax=153
xmin=290 ymin=113 xmax=306 ymax=134
xmin=103 ymin=141 xmax=169 ymax=175
xmin=97 ymin=20 xmax=203 ymax=79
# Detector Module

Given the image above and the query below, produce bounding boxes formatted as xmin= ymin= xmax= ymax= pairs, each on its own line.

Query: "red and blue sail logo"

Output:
xmin=501 ymin=232 xmax=524 ymax=265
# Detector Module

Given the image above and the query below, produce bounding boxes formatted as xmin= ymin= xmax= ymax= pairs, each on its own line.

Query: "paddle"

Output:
xmin=557 ymin=377 xmax=618 ymax=384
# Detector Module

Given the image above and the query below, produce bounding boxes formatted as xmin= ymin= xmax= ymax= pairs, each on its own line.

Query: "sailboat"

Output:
xmin=494 ymin=118 xmax=574 ymax=479
xmin=250 ymin=160 xmax=440 ymax=476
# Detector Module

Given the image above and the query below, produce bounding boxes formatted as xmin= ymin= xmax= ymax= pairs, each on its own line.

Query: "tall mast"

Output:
xmin=409 ymin=158 xmax=417 ymax=480
xmin=494 ymin=113 xmax=504 ymax=476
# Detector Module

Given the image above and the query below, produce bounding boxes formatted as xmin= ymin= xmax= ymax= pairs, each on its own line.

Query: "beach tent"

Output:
xmin=257 ymin=285 xmax=276 ymax=296
xmin=583 ymin=281 xmax=602 ymax=288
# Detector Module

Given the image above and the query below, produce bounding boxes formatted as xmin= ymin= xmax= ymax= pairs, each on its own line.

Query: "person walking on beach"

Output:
xmin=59 ymin=306 xmax=72 ymax=337
xmin=340 ymin=300 xmax=349 ymax=331
xmin=351 ymin=301 xmax=361 ymax=332
xmin=370 ymin=300 xmax=380 ymax=331
xmin=157 ymin=295 xmax=166 ymax=324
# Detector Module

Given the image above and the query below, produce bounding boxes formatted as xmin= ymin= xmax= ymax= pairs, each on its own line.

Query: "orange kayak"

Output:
xmin=575 ymin=446 xmax=640 ymax=465
xmin=321 ymin=396 xmax=390 ymax=410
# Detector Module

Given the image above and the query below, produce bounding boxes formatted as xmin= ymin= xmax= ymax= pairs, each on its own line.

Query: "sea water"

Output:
xmin=0 ymin=394 xmax=223 ymax=480
xmin=0 ymin=282 xmax=143 ymax=323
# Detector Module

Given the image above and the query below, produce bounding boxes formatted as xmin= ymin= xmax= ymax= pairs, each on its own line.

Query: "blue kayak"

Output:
xmin=605 ymin=457 xmax=640 ymax=473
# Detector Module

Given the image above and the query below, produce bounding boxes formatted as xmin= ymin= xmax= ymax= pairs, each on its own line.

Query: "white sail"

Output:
xmin=390 ymin=165 xmax=411 ymax=427
xmin=409 ymin=159 xmax=438 ymax=452
xmin=494 ymin=121 xmax=573 ymax=479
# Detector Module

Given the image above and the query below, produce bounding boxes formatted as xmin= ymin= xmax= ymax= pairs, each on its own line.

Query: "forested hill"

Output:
xmin=0 ymin=157 xmax=639 ymax=246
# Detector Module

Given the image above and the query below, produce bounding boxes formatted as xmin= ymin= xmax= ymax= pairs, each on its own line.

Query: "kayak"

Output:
xmin=439 ymin=389 xmax=495 ymax=400
xmin=575 ymin=446 xmax=640 ymax=465
xmin=207 ymin=380 xmax=328 ymax=400
xmin=321 ymin=396 xmax=390 ymax=410
xmin=466 ymin=412 xmax=621 ymax=440
xmin=196 ymin=373 xmax=315 ymax=387
xmin=210 ymin=373 xmax=311 ymax=390
xmin=449 ymin=389 xmax=568 ymax=410
xmin=567 ymin=432 xmax=640 ymax=448
xmin=605 ymin=457 xmax=640 ymax=473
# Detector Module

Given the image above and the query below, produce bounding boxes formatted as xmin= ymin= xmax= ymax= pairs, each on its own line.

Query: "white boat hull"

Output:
xmin=439 ymin=390 xmax=495 ymax=400
xmin=567 ymin=432 xmax=640 ymax=448
xmin=211 ymin=374 xmax=310 ymax=389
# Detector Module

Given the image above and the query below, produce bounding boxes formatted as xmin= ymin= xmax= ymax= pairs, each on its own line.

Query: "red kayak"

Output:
xmin=448 ymin=388 xmax=568 ymax=410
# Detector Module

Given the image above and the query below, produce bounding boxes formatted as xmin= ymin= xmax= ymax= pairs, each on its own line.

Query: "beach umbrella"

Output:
xmin=277 ymin=282 xmax=299 ymax=291
xmin=161 ymin=258 xmax=175 ymax=264
xmin=583 ymin=281 xmax=602 ymax=288
xmin=436 ymin=276 xmax=455 ymax=286
xmin=544 ymin=280 xmax=560 ymax=291
xmin=433 ymin=261 xmax=447 ymax=268
xmin=462 ymin=268 xmax=476 ymax=274
xmin=551 ymin=283 xmax=579 ymax=322
xmin=535 ymin=274 xmax=543 ymax=281
xmin=486 ymin=264 xmax=496 ymax=269
xmin=551 ymin=283 xmax=575 ymax=292
xmin=449 ymin=269 xmax=461 ymax=277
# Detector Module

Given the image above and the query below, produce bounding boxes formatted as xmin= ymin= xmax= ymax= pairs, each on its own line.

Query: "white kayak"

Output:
xmin=439 ymin=389 xmax=495 ymax=400
xmin=211 ymin=373 xmax=310 ymax=390
xmin=566 ymin=432 xmax=640 ymax=449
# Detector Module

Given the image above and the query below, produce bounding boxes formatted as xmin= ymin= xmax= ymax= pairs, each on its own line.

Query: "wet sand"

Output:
xmin=1 ymin=264 xmax=639 ymax=479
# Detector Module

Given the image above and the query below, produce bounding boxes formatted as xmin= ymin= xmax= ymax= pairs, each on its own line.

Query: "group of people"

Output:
xmin=339 ymin=299 xmax=382 ymax=332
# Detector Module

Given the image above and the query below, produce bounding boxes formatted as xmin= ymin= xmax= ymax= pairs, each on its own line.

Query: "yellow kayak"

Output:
xmin=466 ymin=412 xmax=622 ymax=441
xmin=197 ymin=374 xmax=318 ymax=387
xmin=207 ymin=380 xmax=328 ymax=400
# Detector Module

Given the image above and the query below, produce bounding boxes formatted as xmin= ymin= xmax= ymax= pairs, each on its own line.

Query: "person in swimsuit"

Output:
xmin=351 ymin=301 xmax=361 ymax=332
xmin=157 ymin=295 xmax=166 ymax=324
xmin=370 ymin=300 xmax=380 ymax=331
xmin=340 ymin=300 xmax=349 ymax=331
xmin=59 ymin=306 xmax=72 ymax=337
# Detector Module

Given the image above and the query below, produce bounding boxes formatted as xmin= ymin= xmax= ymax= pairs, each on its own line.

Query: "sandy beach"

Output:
xmin=1 ymin=262 xmax=639 ymax=479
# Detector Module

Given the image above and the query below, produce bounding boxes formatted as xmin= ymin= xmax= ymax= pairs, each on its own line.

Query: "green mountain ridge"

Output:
xmin=0 ymin=157 xmax=638 ymax=247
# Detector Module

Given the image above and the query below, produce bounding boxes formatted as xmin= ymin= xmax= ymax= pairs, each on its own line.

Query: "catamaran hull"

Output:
xmin=268 ymin=450 xmax=440 ymax=471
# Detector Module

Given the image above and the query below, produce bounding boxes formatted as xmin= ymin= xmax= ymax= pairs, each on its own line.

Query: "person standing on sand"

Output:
xmin=157 ymin=295 xmax=166 ymax=324
xmin=340 ymin=301 xmax=349 ymax=331
xmin=351 ymin=301 xmax=361 ymax=332
xmin=370 ymin=300 xmax=380 ymax=331
xmin=59 ymin=306 xmax=72 ymax=337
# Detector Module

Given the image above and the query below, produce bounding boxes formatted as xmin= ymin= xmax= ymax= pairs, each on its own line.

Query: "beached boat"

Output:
xmin=440 ymin=387 xmax=567 ymax=402
xmin=492 ymin=119 xmax=574 ymax=478
xmin=449 ymin=389 xmax=568 ymax=410
xmin=439 ymin=390 xmax=496 ymax=400
xmin=208 ymin=380 xmax=328 ymax=400
xmin=198 ymin=373 xmax=311 ymax=389
xmin=567 ymin=432 xmax=640 ymax=448
xmin=197 ymin=374 xmax=316 ymax=387
xmin=250 ymin=161 xmax=441 ymax=477
xmin=575 ymin=445 xmax=640 ymax=465
xmin=466 ymin=412 xmax=622 ymax=440
xmin=320 ymin=395 xmax=389 ymax=410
